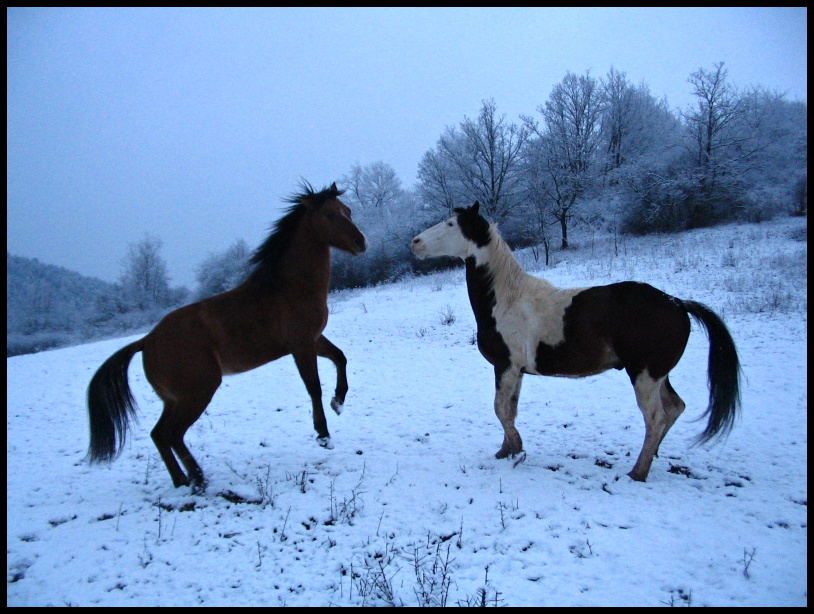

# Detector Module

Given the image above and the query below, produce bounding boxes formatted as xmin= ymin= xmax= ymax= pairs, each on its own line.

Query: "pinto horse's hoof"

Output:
xmin=495 ymin=446 xmax=524 ymax=460
xmin=317 ymin=436 xmax=334 ymax=449
xmin=330 ymin=397 xmax=344 ymax=415
xmin=512 ymin=452 xmax=527 ymax=467
xmin=189 ymin=478 xmax=208 ymax=495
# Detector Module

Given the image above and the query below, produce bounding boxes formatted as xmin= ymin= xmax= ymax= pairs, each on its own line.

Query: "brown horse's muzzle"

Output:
xmin=350 ymin=233 xmax=368 ymax=256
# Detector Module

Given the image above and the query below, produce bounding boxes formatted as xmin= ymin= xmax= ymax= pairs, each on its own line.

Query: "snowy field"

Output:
xmin=7 ymin=217 xmax=807 ymax=606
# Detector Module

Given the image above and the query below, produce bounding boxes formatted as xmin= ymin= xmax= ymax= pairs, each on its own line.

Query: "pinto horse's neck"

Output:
xmin=463 ymin=226 xmax=531 ymax=320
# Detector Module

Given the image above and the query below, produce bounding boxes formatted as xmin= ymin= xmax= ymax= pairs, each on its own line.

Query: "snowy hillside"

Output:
xmin=7 ymin=217 xmax=807 ymax=606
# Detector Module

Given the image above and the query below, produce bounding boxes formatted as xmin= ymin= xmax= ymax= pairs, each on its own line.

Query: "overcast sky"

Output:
xmin=7 ymin=7 xmax=807 ymax=288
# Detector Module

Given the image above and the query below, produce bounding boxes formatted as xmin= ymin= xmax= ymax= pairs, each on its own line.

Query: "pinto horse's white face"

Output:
xmin=411 ymin=214 xmax=475 ymax=260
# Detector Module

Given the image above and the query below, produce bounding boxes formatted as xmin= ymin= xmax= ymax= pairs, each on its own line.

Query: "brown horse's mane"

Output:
xmin=248 ymin=182 xmax=346 ymax=289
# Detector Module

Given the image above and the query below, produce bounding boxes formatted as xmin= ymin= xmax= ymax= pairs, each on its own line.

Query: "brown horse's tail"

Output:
xmin=86 ymin=340 xmax=144 ymax=463
xmin=683 ymin=301 xmax=742 ymax=445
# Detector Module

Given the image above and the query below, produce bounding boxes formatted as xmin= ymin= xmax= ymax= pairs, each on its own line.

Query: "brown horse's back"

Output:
xmin=142 ymin=287 xmax=288 ymax=394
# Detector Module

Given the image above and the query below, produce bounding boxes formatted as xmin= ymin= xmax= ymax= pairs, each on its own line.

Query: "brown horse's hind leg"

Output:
xmin=151 ymin=386 xmax=218 ymax=491
xmin=628 ymin=370 xmax=668 ymax=482
xmin=293 ymin=351 xmax=332 ymax=449
xmin=151 ymin=405 xmax=191 ymax=488
xmin=494 ymin=365 xmax=524 ymax=459
xmin=316 ymin=335 xmax=348 ymax=415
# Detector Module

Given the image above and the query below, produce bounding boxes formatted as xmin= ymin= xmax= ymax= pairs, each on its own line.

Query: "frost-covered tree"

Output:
xmin=419 ymin=99 xmax=528 ymax=222
xmin=335 ymin=162 xmax=427 ymax=287
xmin=676 ymin=62 xmax=753 ymax=226
xmin=194 ymin=239 xmax=251 ymax=300
xmin=417 ymin=148 xmax=457 ymax=216
xmin=735 ymin=89 xmax=807 ymax=220
xmin=119 ymin=234 xmax=171 ymax=310
xmin=343 ymin=161 xmax=402 ymax=213
xmin=523 ymin=71 xmax=603 ymax=248
xmin=599 ymin=67 xmax=679 ymax=175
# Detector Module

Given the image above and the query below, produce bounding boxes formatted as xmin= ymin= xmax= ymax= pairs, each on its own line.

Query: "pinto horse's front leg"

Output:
xmin=316 ymin=335 xmax=348 ymax=415
xmin=493 ymin=365 xmax=524 ymax=460
xmin=293 ymin=351 xmax=333 ymax=449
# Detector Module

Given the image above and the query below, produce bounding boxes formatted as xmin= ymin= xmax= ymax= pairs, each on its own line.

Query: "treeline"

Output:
xmin=332 ymin=62 xmax=807 ymax=284
xmin=416 ymin=63 xmax=806 ymax=242
xmin=8 ymin=63 xmax=807 ymax=355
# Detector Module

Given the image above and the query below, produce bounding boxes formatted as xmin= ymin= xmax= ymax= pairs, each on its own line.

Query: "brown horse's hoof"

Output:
xmin=330 ymin=397 xmax=344 ymax=415
xmin=317 ymin=436 xmax=334 ymax=449
xmin=627 ymin=470 xmax=647 ymax=482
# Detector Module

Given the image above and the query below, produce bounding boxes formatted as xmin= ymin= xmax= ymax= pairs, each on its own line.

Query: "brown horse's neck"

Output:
xmin=269 ymin=225 xmax=332 ymax=296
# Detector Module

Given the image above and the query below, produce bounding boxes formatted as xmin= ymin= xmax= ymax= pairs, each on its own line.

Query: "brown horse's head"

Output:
xmin=248 ymin=182 xmax=368 ymax=290
xmin=302 ymin=182 xmax=368 ymax=256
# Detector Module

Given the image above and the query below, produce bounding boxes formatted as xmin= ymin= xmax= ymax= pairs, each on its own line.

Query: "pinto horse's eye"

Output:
xmin=447 ymin=222 xmax=454 ymax=227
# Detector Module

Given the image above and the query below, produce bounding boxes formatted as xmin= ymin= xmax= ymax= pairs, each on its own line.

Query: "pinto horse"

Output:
xmin=87 ymin=182 xmax=368 ymax=490
xmin=411 ymin=202 xmax=741 ymax=481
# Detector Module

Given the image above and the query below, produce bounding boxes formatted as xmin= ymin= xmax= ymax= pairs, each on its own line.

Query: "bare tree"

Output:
xmin=417 ymin=148 xmax=457 ymax=215
xmin=680 ymin=62 xmax=776 ymax=225
xmin=194 ymin=239 xmax=251 ymax=300
xmin=420 ymin=99 xmax=528 ymax=222
xmin=684 ymin=62 xmax=748 ymax=171
xmin=335 ymin=161 xmax=428 ymax=286
xmin=343 ymin=161 xmax=403 ymax=214
xmin=523 ymin=71 xmax=603 ymax=248
xmin=120 ymin=234 xmax=170 ymax=310
xmin=600 ymin=67 xmax=678 ymax=174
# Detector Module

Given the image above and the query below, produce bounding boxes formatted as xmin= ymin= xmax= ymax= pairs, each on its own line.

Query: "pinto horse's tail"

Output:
xmin=683 ymin=301 xmax=742 ymax=445
xmin=86 ymin=340 xmax=144 ymax=463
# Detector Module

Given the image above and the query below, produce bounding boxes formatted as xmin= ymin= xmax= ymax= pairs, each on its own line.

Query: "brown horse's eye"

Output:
xmin=325 ymin=210 xmax=336 ymax=221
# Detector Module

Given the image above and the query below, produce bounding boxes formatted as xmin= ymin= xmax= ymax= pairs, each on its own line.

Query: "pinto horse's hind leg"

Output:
xmin=293 ymin=351 xmax=333 ymax=449
xmin=316 ymin=335 xmax=348 ymax=415
xmin=628 ymin=370 xmax=668 ymax=482
xmin=655 ymin=376 xmax=686 ymax=457
xmin=494 ymin=365 xmax=524 ymax=460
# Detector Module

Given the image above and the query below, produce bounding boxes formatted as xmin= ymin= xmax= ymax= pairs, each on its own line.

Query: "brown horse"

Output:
xmin=87 ymin=182 xmax=368 ymax=491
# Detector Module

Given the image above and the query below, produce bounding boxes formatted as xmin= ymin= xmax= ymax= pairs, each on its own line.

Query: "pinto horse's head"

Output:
xmin=411 ymin=202 xmax=491 ymax=260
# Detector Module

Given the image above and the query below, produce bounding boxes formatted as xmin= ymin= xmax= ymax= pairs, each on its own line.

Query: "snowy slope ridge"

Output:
xmin=7 ymin=217 xmax=807 ymax=606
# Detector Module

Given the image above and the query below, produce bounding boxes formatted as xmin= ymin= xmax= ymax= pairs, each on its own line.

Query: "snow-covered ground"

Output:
xmin=7 ymin=217 xmax=807 ymax=606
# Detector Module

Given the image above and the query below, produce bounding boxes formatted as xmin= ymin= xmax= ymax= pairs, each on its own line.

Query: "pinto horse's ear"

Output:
xmin=471 ymin=202 xmax=480 ymax=215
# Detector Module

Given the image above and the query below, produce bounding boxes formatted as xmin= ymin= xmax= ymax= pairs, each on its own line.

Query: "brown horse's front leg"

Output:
xmin=316 ymin=335 xmax=348 ymax=415
xmin=293 ymin=351 xmax=333 ymax=449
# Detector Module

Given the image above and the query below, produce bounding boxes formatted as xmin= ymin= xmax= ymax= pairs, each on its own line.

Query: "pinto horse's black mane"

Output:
xmin=248 ymin=182 xmax=345 ymax=289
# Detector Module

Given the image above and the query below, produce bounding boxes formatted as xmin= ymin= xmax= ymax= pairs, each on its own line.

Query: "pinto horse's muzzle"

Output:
xmin=410 ymin=236 xmax=427 ymax=259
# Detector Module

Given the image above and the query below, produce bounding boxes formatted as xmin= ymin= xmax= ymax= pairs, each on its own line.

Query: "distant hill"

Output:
xmin=7 ymin=253 xmax=116 ymax=355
